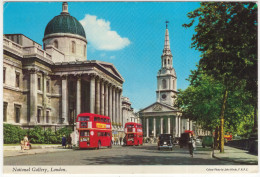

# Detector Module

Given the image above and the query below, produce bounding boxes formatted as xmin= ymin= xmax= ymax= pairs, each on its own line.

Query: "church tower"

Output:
xmin=156 ymin=21 xmax=177 ymax=106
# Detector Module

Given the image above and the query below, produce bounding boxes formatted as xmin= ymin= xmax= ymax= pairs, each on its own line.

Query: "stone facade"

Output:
xmin=122 ymin=97 xmax=140 ymax=125
xmin=3 ymin=3 xmax=124 ymax=133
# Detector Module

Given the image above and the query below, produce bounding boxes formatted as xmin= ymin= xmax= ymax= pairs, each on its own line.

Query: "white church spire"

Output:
xmin=161 ymin=21 xmax=173 ymax=69
xmin=163 ymin=21 xmax=171 ymax=51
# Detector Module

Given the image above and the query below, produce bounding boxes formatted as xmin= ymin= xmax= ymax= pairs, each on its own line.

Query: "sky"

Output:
xmin=3 ymin=1 xmax=202 ymax=111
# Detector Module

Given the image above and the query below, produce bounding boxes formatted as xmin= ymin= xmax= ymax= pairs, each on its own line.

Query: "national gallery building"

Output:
xmin=3 ymin=2 xmax=125 ymax=134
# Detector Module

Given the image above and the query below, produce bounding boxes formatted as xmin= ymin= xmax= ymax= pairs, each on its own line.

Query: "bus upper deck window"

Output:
xmin=104 ymin=119 xmax=107 ymax=123
xmin=101 ymin=118 xmax=104 ymax=122
xmin=97 ymin=117 xmax=100 ymax=122
xmin=94 ymin=117 xmax=97 ymax=121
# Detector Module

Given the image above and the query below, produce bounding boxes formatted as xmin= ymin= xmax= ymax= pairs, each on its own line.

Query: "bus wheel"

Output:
xmin=98 ymin=141 xmax=101 ymax=149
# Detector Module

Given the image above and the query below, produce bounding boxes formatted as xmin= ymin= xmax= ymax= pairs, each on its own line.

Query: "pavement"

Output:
xmin=3 ymin=144 xmax=258 ymax=165
xmin=3 ymin=145 xmax=72 ymax=157
xmin=212 ymin=145 xmax=258 ymax=165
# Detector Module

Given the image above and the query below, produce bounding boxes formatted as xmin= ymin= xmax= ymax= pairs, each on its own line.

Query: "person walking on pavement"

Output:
xmin=119 ymin=137 xmax=123 ymax=146
xmin=188 ymin=133 xmax=195 ymax=157
xmin=112 ymin=136 xmax=114 ymax=145
xmin=62 ymin=135 xmax=67 ymax=149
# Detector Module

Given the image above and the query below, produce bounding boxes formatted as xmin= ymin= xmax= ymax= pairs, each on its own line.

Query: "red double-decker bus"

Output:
xmin=76 ymin=113 xmax=112 ymax=149
xmin=124 ymin=122 xmax=143 ymax=146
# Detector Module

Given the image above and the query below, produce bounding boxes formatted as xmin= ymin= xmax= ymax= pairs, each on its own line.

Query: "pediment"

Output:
xmin=139 ymin=102 xmax=175 ymax=113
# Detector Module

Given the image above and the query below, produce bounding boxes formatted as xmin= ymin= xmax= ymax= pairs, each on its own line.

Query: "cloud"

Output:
xmin=110 ymin=56 xmax=116 ymax=59
xmin=80 ymin=14 xmax=130 ymax=51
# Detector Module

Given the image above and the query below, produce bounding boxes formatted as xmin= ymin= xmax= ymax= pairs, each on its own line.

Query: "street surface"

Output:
xmin=4 ymin=144 xmax=238 ymax=165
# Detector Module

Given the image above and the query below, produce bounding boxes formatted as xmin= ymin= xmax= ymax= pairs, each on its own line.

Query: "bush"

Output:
xmin=3 ymin=124 xmax=73 ymax=144
xmin=3 ymin=124 xmax=26 ymax=144
xmin=56 ymin=127 xmax=73 ymax=143
xmin=28 ymin=126 xmax=45 ymax=144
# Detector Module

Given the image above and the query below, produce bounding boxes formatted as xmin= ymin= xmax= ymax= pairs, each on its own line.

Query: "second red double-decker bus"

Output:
xmin=76 ymin=113 xmax=112 ymax=149
xmin=124 ymin=122 xmax=143 ymax=146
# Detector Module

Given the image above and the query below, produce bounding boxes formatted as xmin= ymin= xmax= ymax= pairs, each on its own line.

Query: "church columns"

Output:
xmin=168 ymin=117 xmax=171 ymax=134
xmin=100 ymin=80 xmax=105 ymax=115
xmin=175 ymin=116 xmax=178 ymax=137
xmin=76 ymin=77 xmax=81 ymax=116
xmin=146 ymin=118 xmax=149 ymax=137
xmin=153 ymin=118 xmax=156 ymax=137
xmin=160 ymin=118 xmax=163 ymax=134
xmin=61 ymin=75 xmax=68 ymax=124
xmin=29 ymin=69 xmax=37 ymax=124
xmin=178 ymin=116 xmax=181 ymax=135
xmin=90 ymin=75 xmax=95 ymax=113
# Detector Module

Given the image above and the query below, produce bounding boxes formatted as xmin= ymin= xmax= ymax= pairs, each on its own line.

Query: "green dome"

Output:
xmin=44 ymin=14 xmax=86 ymax=38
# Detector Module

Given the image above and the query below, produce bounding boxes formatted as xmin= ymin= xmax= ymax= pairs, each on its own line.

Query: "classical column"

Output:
xmin=61 ymin=76 xmax=68 ymax=124
xmin=95 ymin=78 xmax=100 ymax=114
xmin=112 ymin=86 xmax=116 ymax=123
xmin=115 ymin=89 xmax=118 ymax=124
xmin=105 ymin=83 xmax=109 ymax=116
xmin=90 ymin=75 xmax=95 ymax=113
xmin=42 ymin=73 xmax=47 ymax=124
xmin=168 ymin=118 xmax=171 ymax=134
xmin=76 ymin=77 xmax=81 ymax=116
xmin=100 ymin=80 xmax=105 ymax=115
xmin=109 ymin=85 xmax=113 ymax=121
xmin=153 ymin=118 xmax=156 ymax=137
xmin=178 ymin=116 xmax=181 ymax=135
xmin=160 ymin=118 xmax=163 ymax=134
xmin=29 ymin=69 xmax=37 ymax=124
xmin=175 ymin=116 xmax=178 ymax=137
xmin=146 ymin=118 xmax=149 ymax=137
xmin=186 ymin=118 xmax=190 ymax=130
xmin=119 ymin=89 xmax=122 ymax=126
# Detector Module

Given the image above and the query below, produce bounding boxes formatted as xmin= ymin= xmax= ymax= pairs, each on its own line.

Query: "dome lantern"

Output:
xmin=61 ymin=2 xmax=69 ymax=15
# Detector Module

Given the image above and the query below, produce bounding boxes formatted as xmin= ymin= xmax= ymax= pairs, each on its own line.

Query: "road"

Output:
xmin=4 ymin=144 xmax=237 ymax=165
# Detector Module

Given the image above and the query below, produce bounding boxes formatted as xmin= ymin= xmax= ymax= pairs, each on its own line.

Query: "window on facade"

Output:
xmin=162 ymin=79 xmax=167 ymax=89
xmin=14 ymin=104 xmax=21 ymax=123
xmin=46 ymin=111 xmax=49 ymax=123
xmin=15 ymin=72 xmax=20 ymax=87
xmin=168 ymin=59 xmax=170 ymax=64
xmin=83 ymin=45 xmax=86 ymax=56
xmin=38 ymin=76 xmax=41 ymax=90
xmin=43 ymin=43 xmax=46 ymax=50
xmin=46 ymin=80 xmax=50 ymax=93
xmin=3 ymin=67 xmax=6 ymax=84
xmin=54 ymin=40 xmax=58 ymax=49
xmin=4 ymin=102 xmax=8 ymax=122
xmin=72 ymin=41 xmax=76 ymax=53
xmin=164 ymin=59 xmax=166 ymax=65
xmin=37 ymin=109 xmax=41 ymax=123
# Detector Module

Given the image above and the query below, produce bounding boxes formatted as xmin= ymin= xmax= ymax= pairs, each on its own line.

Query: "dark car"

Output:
xmin=158 ymin=134 xmax=173 ymax=151
xmin=179 ymin=133 xmax=190 ymax=148
xmin=202 ymin=136 xmax=214 ymax=148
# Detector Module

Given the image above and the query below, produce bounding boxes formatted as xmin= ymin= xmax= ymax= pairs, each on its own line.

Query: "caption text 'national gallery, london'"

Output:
xmin=3 ymin=2 xmax=138 ymax=137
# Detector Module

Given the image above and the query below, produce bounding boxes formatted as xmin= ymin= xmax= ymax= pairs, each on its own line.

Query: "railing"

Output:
xmin=3 ymin=38 xmax=23 ymax=52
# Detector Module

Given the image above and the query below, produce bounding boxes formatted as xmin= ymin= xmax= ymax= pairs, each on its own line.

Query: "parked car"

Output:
xmin=179 ymin=133 xmax=190 ymax=148
xmin=158 ymin=134 xmax=173 ymax=151
xmin=202 ymin=136 xmax=214 ymax=148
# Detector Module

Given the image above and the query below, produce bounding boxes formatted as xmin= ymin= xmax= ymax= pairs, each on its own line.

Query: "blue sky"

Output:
xmin=3 ymin=1 xmax=201 ymax=111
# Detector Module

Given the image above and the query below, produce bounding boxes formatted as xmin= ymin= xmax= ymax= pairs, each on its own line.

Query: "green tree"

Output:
xmin=183 ymin=2 xmax=257 ymax=152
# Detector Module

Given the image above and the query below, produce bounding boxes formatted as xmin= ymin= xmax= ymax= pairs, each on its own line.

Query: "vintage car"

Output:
xmin=158 ymin=134 xmax=173 ymax=151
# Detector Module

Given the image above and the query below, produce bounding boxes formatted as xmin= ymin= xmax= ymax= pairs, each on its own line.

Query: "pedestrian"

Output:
xmin=23 ymin=135 xmax=30 ymax=150
xmin=188 ymin=133 xmax=195 ymax=157
xmin=123 ymin=136 xmax=126 ymax=146
xmin=112 ymin=136 xmax=114 ymax=145
xmin=20 ymin=139 xmax=25 ymax=152
xmin=119 ymin=137 xmax=123 ymax=145
xmin=62 ymin=135 xmax=66 ymax=148
xmin=67 ymin=135 xmax=72 ymax=149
